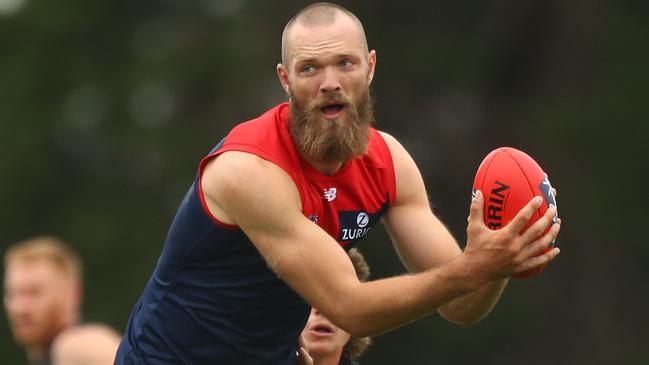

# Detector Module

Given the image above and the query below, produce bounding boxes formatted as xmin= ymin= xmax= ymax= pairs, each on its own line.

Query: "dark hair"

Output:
xmin=342 ymin=248 xmax=372 ymax=360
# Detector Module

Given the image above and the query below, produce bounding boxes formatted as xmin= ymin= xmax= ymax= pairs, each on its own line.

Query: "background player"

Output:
xmin=3 ymin=236 xmax=120 ymax=365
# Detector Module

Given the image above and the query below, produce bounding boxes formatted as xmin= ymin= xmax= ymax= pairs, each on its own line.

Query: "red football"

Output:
xmin=472 ymin=147 xmax=558 ymax=278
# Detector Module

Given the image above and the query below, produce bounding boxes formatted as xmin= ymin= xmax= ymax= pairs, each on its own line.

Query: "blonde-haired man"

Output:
xmin=3 ymin=236 xmax=120 ymax=365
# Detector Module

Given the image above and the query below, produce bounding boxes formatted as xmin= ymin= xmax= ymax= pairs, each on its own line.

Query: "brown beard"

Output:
xmin=289 ymin=86 xmax=374 ymax=164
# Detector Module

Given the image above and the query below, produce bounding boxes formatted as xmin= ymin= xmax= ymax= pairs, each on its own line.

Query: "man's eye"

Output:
xmin=302 ymin=65 xmax=315 ymax=73
xmin=340 ymin=60 xmax=352 ymax=68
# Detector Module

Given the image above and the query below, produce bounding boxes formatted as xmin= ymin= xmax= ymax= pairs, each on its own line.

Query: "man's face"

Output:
xmin=280 ymin=16 xmax=376 ymax=163
xmin=301 ymin=308 xmax=351 ymax=360
xmin=3 ymin=260 xmax=76 ymax=346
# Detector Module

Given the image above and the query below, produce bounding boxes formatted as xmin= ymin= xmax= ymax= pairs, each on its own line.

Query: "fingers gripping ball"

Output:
xmin=472 ymin=147 xmax=558 ymax=278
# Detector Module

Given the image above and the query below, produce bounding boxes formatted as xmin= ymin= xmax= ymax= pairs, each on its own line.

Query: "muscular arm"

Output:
xmin=202 ymin=148 xmax=559 ymax=337
xmin=201 ymin=151 xmax=479 ymax=337
xmin=380 ymin=132 xmax=556 ymax=325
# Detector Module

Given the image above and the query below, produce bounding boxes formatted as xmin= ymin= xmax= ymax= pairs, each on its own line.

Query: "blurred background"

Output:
xmin=1 ymin=0 xmax=647 ymax=364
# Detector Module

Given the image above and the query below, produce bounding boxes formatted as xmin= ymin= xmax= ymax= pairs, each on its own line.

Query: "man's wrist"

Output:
xmin=443 ymin=252 xmax=490 ymax=292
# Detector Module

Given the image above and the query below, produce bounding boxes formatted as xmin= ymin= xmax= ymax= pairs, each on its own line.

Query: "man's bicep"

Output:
xmin=202 ymin=152 xmax=359 ymax=311
xmin=202 ymin=151 xmax=304 ymax=268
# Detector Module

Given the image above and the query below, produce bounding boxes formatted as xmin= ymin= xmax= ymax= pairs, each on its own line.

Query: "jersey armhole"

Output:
xmin=197 ymin=142 xmax=301 ymax=229
xmin=373 ymin=130 xmax=398 ymax=205
xmin=197 ymin=143 xmax=273 ymax=230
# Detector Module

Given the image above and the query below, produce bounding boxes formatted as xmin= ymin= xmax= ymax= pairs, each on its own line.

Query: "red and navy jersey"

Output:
xmin=115 ymin=103 xmax=396 ymax=365
xmin=206 ymin=103 xmax=396 ymax=247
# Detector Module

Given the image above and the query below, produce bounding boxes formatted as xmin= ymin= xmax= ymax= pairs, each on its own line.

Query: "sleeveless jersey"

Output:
xmin=114 ymin=103 xmax=396 ymax=365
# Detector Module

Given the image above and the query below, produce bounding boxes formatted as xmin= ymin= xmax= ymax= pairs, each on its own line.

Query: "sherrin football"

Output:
xmin=472 ymin=147 xmax=558 ymax=278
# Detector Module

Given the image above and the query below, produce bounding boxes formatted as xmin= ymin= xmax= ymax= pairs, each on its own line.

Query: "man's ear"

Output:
xmin=367 ymin=50 xmax=377 ymax=85
xmin=277 ymin=63 xmax=290 ymax=95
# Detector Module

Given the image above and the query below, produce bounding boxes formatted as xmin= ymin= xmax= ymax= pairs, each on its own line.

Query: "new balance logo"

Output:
xmin=323 ymin=187 xmax=337 ymax=202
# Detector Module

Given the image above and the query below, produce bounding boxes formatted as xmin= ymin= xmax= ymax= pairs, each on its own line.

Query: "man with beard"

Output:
xmin=4 ymin=236 xmax=120 ymax=365
xmin=115 ymin=3 xmax=561 ymax=365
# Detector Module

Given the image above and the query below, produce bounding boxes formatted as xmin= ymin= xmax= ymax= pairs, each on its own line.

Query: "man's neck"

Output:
xmin=308 ymin=158 xmax=346 ymax=176
xmin=312 ymin=349 xmax=345 ymax=365
xmin=26 ymin=343 xmax=49 ymax=365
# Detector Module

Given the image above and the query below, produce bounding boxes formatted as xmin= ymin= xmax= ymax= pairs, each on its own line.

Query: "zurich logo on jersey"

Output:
xmin=338 ymin=201 xmax=387 ymax=244
xmin=356 ymin=212 xmax=369 ymax=228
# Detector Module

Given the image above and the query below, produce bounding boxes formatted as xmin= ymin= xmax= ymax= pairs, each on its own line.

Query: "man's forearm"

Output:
xmin=437 ymin=278 xmax=509 ymax=325
xmin=330 ymin=254 xmax=482 ymax=337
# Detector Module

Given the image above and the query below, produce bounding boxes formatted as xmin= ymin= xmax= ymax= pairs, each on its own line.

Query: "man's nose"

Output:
xmin=319 ymin=67 xmax=341 ymax=93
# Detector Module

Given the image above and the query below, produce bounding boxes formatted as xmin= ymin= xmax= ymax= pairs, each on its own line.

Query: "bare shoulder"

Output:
xmin=377 ymin=130 xmax=402 ymax=152
xmin=51 ymin=324 xmax=120 ymax=365
xmin=199 ymin=152 xmax=357 ymax=297
xmin=378 ymin=131 xmax=420 ymax=180
xmin=201 ymin=151 xmax=302 ymax=225
xmin=202 ymin=151 xmax=298 ymax=199
xmin=202 ymin=151 xmax=288 ymax=190
xmin=377 ymin=131 xmax=427 ymax=206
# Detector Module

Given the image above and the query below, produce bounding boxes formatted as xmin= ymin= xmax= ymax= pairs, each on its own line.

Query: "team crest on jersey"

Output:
xmin=323 ymin=187 xmax=337 ymax=202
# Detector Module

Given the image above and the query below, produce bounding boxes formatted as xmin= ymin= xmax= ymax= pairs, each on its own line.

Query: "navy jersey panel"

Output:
xmin=116 ymin=159 xmax=310 ymax=364
xmin=116 ymin=101 xmax=397 ymax=364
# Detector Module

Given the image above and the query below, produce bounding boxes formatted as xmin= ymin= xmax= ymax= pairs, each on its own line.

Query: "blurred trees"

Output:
xmin=1 ymin=0 xmax=647 ymax=363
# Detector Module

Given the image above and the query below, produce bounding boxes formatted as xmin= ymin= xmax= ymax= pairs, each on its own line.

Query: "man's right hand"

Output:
xmin=462 ymin=190 xmax=561 ymax=284
xmin=295 ymin=335 xmax=313 ymax=365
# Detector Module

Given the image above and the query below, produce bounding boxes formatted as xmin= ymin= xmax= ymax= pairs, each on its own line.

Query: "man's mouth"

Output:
xmin=310 ymin=323 xmax=335 ymax=336
xmin=320 ymin=103 xmax=345 ymax=119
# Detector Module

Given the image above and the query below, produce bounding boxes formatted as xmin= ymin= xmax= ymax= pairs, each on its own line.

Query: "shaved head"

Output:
xmin=281 ymin=3 xmax=369 ymax=67
xmin=277 ymin=3 xmax=377 ymax=166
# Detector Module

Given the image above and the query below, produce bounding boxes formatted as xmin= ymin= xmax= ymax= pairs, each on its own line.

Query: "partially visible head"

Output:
xmin=51 ymin=324 xmax=121 ymax=365
xmin=277 ymin=3 xmax=377 ymax=164
xmin=3 ymin=236 xmax=82 ymax=348
xmin=301 ymin=248 xmax=372 ymax=362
